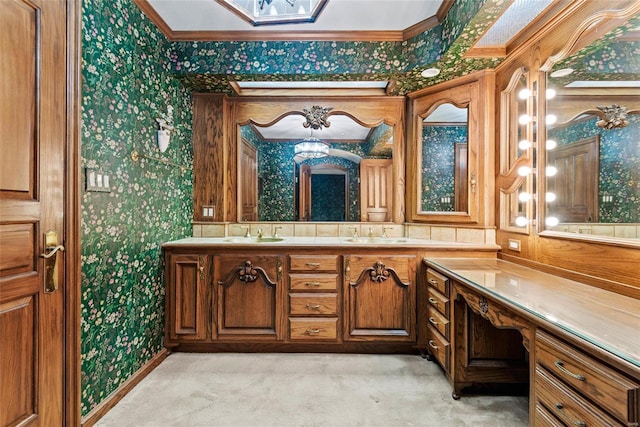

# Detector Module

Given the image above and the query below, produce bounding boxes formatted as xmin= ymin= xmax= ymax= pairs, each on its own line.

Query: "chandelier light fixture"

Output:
xmin=218 ymin=0 xmax=327 ymax=26
xmin=294 ymin=132 xmax=330 ymax=159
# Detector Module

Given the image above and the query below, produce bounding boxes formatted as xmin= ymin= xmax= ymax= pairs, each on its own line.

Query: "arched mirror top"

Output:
xmin=540 ymin=9 xmax=640 ymax=246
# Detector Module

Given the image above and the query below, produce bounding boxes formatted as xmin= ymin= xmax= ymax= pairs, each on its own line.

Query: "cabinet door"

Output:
xmin=166 ymin=254 xmax=210 ymax=344
xmin=214 ymin=255 xmax=284 ymax=340
xmin=344 ymin=255 xmax=416 ymax=341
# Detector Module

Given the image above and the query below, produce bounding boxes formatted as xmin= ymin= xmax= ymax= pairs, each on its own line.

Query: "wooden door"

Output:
xmin=1 ymin=1 xmax=67 ymax=425
xmin=360 ymin=159 xmax=392 ymax=222
xmin=166 ymin=254 xmax=211 ymax=346
xmin=454 ymin=143 xmax=468 ymax=212
xmin=298 ymin=163 xmax=311 ymax=220
xmin=344 ymin=255 xmax=416 ymax=341
xmin=240 ymin=139 xmax=258 ymax=221
xmin=214 ymin=255 xmax=285 ymax=340
xmin=547 ymin=136 xmax=599 ymax=222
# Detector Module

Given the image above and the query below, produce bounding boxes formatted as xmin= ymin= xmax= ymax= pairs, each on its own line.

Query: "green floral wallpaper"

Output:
xmin=81 ymin=0 xmax=193 ymax=416
xmin=421 ymin=126 xmax=468 ymax=211
xmin=312 ymin=174 xmax=347 ymax=221
xmin=548 ymin=115 xmax=639 ymax=223
xmin=169 ymin=0 xmax=503 ymax=95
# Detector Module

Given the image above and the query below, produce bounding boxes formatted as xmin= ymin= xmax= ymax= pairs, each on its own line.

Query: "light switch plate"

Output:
xmin=85 ymin=168 xmax=111 ymax=193
xmin=508 ymin=239 xmax=521 ymax=252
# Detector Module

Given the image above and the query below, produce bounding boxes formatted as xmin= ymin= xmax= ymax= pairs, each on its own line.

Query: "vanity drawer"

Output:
xmin=427 ymin=287 xmax=449 ymax=318
xmin=536 ymin=330 xmax=639 ymax=424
xmin=426 ymin=305 xmax=449 ymax=340
xmin=426 ymin=268 xmax=449 ymax=296
xmin=289 ymin=318 xmax=338 ymax=340
xmin=289 ymin=293 xmax=337 ymax=316
xmin=426 ymin=325 xmax=449 ymax=372
xmin=534 ymin=403 xmax=564 ymax=427
xmin=289 ymin=274 xmax=338 ymax=291
xmin=289 ymin=255 xmax=338 ymax=272
xmin=535 ymin=366 xmax=621 ymax=427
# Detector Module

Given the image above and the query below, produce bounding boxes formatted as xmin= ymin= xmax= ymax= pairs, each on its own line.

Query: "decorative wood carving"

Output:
xmin=478 ymin=295 xmax=489 ymax=315
xmin=302 ymin=105 xmax=332 ymax=130
xmin=218 ymin=260 xmax=276 ymax=287
xmin=596 ymin=104 xmax=629 ymax=129
xmin=350 ymin=261 xmax=410 ymax=288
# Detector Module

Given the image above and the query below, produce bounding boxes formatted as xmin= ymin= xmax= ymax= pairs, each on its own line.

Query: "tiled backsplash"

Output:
xmin=549 ymin=223 xmax=640 ymax=239
xmin=193 ymin=222 xmax=497 ymax=245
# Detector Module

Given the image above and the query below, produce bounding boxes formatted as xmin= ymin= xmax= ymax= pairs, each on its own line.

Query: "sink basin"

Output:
xmin=344 ymin=238 xmax=406 ymax=244
xmin=255 ymin=237 xmax=285 ymax=243
xmin=224 ymin=237 xmax=284 ymax=243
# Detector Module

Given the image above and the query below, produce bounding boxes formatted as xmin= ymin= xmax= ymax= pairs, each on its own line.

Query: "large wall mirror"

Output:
xmin=541 ymin=15 xmax=640 ymax=243
xmin=239 ymin=116 xmax=392 ymax=222
xmin=232 ymin=97 xmax=406 ymax=223
xmin=407 ymin=71 xmax=494 ymax=225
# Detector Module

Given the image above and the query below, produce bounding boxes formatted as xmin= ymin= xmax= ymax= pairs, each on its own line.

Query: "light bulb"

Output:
xmin=518 ymin=89 xmax=532 ymax=100
xmin=546 ymin=166 xmax=558 ymax=176
xmin=545 ymin=216 xmax=559 ymax=227
xmin=518 ymin=192 xmax=532 ymax=202
xmin=546 ymin=114 xmax=557 ymax=125
xmin=518 ymin=166 xmax=532 ymax=176
xmin=519 ymin=114 xmax=532 ymax=125
xmin=546 ymin=192 xmax=556 ymax=202
xmin=518 ymin=139 xmax=532 ymax=150
xmin=515 ymin=216 xmax=529 ymax=227
xmin=546 ymin=88 xmax=556 ymax=99
xmin=298 ymin=5 xmax=305 ymax=13
xmin=546 ymin=139 xmax=557 ymax=150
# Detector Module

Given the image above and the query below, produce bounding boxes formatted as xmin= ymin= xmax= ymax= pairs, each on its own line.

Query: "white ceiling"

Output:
xmin=147 ymin=0 xmax=444 ymax=32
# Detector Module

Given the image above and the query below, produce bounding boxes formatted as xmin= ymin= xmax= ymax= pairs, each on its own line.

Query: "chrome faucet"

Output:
xmin=273 ymin=226 xmax=282 ymax=238
xmin=368 ymin=227 xmax=374 ymax=238
xmin=348 ymin=227 xmax=359 ymax=238
xmin=382 ymin=227 xmax=391 ymax=239
xmin=257 ymin=227 xmax=264 ymax=238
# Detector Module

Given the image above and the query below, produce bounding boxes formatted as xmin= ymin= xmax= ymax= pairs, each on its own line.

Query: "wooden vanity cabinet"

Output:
xmin=287 ymin=255 xmax=340 ymax=342
xmin=534 ymin=330 xmax=640 ymax=426
xmin=165 ymin=254 xmax=210 ymax=346
xmin=344 ymin=255 xmax=416 ymax=341
xmin=213 ymin=254 xmax=285 ymax=340
xmin=423 ymin=268 xmax=451 ymax=374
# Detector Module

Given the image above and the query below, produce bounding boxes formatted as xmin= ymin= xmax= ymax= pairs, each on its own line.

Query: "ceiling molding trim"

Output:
xmin=166 ymin=29 xmax=406 ymax=42
xmin=135 ymin=0 xmax=447 ymax=42
xmin=133 ymin=0 xmax=173 ymax=38
xmin=464 ymin=45 xmax=506 ymax=58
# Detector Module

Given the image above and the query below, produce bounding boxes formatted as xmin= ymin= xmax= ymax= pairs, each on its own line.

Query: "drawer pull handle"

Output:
xmin=305 ymin=282 xmax=321 ymax=287
xmin=428 ymin=317 xmax=439 ymax=326
xmin=554 ymin=360 xmax=586 ymax=381
xmin=428 ymin=278 xmax=438 ymax=285
xmin=428 ymin=297 xmax=439 ymax=305
xmin=306 ymin=304 xmax=321 ymax=311
xmin=428 ymin=340 xmax=439 ymax=350
xmin=306 ymin=262 xmax=320 ymax=268
xmin=305 ymin=328 xmax=323 ymax=335
xmin=554 ymin=403 xmax=586 ymax=427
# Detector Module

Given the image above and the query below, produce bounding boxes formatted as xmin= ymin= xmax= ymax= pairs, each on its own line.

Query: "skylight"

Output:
xmin=217 ymin=0 xmax=327 ymax=26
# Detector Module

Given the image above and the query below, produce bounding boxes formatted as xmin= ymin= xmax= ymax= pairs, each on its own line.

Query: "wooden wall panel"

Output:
xmin=192 ymin=94 xmax=226 ymax=222
xmin=0 ymin=296 xmax=36 ymax=426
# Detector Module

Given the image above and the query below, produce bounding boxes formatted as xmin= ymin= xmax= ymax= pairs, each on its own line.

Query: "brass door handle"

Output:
xmin=428 ymin=297 xmax=438 ymax=305
xmin=428 ymin=340 xmax=439 ymax=350
xmin=306 ymin=304 xmax=321 ymax=311
xmin=306 ymin=262 xmax=320 ymax=268
xmin=305 ymin=282 xmax=321 ymax=287
xmin=428 ymin=317 xmax=438 ymax=326
xmin=40 ymin=231 xmax=64 ymax=293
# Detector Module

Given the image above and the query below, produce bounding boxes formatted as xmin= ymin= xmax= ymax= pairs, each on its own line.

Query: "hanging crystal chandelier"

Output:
xmin=294 ymin=133 xmax=330 ymax=158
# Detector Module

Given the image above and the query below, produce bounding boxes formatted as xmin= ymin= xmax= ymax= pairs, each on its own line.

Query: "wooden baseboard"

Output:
xmin=80 ymin=348 xmax=169 ymax=427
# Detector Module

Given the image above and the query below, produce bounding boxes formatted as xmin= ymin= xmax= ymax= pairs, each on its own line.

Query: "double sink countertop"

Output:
xmin=163 ymin=236 xmax=500 ymax=250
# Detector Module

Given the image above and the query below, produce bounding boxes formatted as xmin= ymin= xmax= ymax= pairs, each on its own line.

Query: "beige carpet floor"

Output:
xmin=95 ymin=353 xmax=528 ymax=427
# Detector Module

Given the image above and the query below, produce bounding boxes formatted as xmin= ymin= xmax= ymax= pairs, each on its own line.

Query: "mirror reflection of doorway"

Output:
xmin=296 ymin=164 xmax=349 ymax=221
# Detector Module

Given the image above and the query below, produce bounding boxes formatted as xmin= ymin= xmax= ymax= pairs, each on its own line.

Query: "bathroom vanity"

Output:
xmin=162 ymin=237 xmax=498 ymax=353
xmin=423 ymin=258 xmax=640 ymax=426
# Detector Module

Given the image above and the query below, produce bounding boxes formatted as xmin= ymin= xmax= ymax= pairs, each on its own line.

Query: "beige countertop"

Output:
xmin=163 ymin=236 xmax=500 ymax=250
xmin=425 ymin=258 xmax=640 ymax=368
